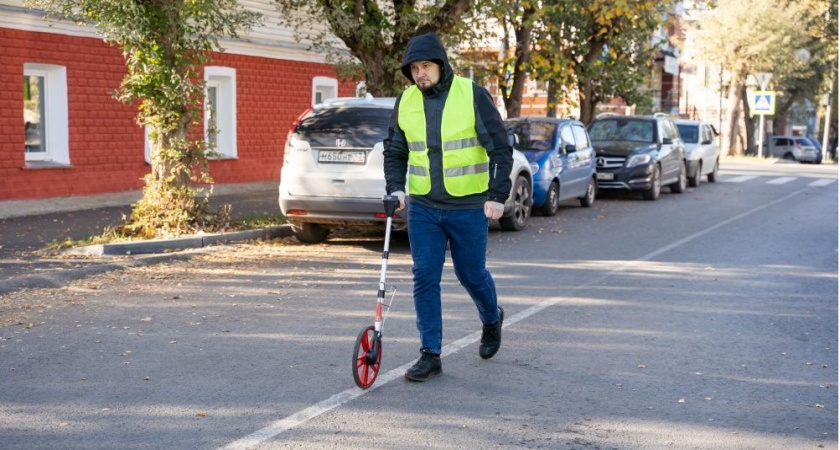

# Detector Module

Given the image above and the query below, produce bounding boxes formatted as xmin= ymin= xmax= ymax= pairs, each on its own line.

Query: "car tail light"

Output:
xmin=284 ymin=107 xmax=313 ymax=156
xmin=285 ymin=210 xmax=307 ymax=215
xmin=375 ymin=213 xmax=401 ymax=219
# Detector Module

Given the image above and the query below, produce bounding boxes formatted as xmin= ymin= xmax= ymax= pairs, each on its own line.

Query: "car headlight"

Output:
xmin=529 ymin=162 xmax=539 ymax=174
xmin=626 ymin=153 xmax=652 ymax=168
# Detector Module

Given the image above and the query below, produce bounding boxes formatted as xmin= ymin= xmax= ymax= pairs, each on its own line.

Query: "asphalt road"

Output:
xmin=0 ymin=161 xmax=837 ymax=449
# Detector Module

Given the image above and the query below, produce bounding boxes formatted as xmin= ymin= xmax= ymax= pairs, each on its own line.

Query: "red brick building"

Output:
xmin=1 ymin=1 xmax=354 ymax=201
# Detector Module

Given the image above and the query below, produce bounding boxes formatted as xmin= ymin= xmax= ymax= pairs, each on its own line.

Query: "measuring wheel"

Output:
xmin=353 ymin=325 xmax=381 ymax=389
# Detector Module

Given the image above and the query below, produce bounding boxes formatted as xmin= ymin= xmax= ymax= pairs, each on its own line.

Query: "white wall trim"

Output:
xmin=0 ymin=6 xmax=338 ymax=64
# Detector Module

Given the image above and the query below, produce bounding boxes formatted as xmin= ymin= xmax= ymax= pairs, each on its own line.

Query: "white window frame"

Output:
xmin=204 ymin=66 xmax=237 ymax=159
xmin=23 ymin=63 xmax=69 ymax=165
xmin=144 ymin=125 xmax=151 ymax=163
xmin=312 ymin=76 xmax=338 ymax=105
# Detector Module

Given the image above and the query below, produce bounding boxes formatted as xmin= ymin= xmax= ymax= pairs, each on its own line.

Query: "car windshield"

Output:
xmin=505 ymin=121 xmax=556 ymax=151
xmin=294 ymin=107 xmax=391 ymax=148
xmin=589 ymin=119 xmax=654 ymax=143
xmin=677 ymin=124 xmax=699 ymax=144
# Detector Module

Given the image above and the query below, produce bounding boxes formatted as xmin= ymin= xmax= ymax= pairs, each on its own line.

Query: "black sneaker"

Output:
xmin=404 ymin=349 xmax=442 ymax=382
xmin=479 ymin=307 xmax=504 ymax=359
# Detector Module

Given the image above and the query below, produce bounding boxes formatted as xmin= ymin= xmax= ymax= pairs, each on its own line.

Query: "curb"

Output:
xmin=65 ymin=225 xmax=294 ymax=256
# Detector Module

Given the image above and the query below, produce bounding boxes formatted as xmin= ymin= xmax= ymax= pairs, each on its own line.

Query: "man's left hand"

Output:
xmin=484 ymin=201 xmax=504 ymax=220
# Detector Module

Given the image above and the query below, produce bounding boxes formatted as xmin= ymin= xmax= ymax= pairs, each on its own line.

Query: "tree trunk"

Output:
xmin=503 ymin=6 xmax=536 ymax=118
xmin=740 ymin=85 xmax=756 ymax=155
xmin=546 ymin=79 xmax=558 ymax=118
xmin=724 ymin=74 xmax=745 ymax=156
xmin=579 ymin=79 xmax=597 ymax=125
xmin=773 ymin=92 xmax=799 ymax=135
xmin=357 ymin=52 xmax=402 ymax=97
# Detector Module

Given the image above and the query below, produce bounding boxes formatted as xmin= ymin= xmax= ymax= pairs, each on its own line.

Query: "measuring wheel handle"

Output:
xmin=383 ymin=195 xmax=400 ymax=218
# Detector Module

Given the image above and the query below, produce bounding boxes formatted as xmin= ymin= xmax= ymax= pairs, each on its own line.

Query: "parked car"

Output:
xmin=587 ymin=113 xmax=687 ymax=201
xmin=803 ymin=137 xmax=824 ymax=164
xmin=676 ymin=119 xmax=720 ymax=186
xmin=504 ymin=117 xmax=597 ymax=216
xmin=767 ymin=135 xmax=821 ymax=163
xmin=278 ymin=96 xmax=533 ymax=243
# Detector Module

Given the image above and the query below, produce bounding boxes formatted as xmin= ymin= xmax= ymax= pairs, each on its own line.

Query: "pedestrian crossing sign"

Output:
xmin=750 ymin=91 xmax=775 ymax=115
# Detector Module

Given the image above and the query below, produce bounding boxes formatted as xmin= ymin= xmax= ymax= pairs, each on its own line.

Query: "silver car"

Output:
xmin=676 ymin=120 xmax=721 ymax=186
xmin=767 ymin=135 xmax=821 ymax=163
xmin=278 ymin=96 xmax=533 ymax=243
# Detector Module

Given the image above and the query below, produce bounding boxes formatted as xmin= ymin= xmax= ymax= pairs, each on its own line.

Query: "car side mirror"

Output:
xmin=662 ymin=137 xmax=673 ymax=145
xmin=507 ymin=129 xmax=519 ymax=147
xmin=564 ymin=144 xmax=577 ymax=153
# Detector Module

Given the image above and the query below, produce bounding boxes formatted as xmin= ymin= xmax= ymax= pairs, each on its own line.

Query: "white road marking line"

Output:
xmin=218 ymin=187 xmax=811 ymax=450
xmin=723 ymin=175 xmax=758 ymax=183
xmin=766 ymin=177 xmax=797 ymax=185
xmin=809 ymin=179 xmax=837 ymax=187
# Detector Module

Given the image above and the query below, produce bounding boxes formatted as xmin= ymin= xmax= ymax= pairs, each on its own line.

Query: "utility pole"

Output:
xmin=822 ymin=90 xmax=833 ymax=162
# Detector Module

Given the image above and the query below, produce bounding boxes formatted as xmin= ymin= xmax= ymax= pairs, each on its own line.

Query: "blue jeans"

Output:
xmin=408 ymin=202 xmax=501 ymax=354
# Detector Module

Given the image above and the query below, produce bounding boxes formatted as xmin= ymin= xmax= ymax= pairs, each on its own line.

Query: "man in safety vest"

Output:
xmin=383 ymin=33 xmax=513 ymax=382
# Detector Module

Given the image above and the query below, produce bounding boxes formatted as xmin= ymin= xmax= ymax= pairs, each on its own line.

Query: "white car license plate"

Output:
xmin=319 ymin=150 xmax=366 ymax=164
xmin=596 ymin=172 xmax=614 ymax=180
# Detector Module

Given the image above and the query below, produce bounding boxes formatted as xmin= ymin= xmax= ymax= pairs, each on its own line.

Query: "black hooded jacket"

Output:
xmin=383 ymin=33 xmax=513 ymax=209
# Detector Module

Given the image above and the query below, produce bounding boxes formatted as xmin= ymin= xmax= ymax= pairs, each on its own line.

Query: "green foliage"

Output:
xmin=27 ymin=0 xmax=261 ymax=238
xmin=275 ymin=0 xmax=474 ymax=96
xmin=472 ymin=0 xmax=673 ymax=120
xmin=691 ymin=0 xmax=829 ymax=153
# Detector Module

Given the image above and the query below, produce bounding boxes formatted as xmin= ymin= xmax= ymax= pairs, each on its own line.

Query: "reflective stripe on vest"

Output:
xmin=397 ymin=76 xmax=490 ymax=197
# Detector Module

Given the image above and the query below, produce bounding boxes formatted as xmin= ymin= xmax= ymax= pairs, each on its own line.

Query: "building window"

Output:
xmin=312 ymin=76 xmax=338 ymax=105
xmin=203 ymin=66 xmax=236 ymax=159
xmin=23 ymin=63 xmax=69 ymax=166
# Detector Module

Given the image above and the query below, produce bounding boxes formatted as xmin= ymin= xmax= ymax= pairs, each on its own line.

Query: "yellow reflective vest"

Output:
xmin=398 ymin=76 xmax=490 ymax=197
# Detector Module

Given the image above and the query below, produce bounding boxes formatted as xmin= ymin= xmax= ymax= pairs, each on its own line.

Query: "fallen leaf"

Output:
xmin=197 ymin=411 xmax=207 ymax=417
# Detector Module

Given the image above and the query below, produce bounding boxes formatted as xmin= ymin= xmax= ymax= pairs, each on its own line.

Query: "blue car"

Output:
xmin=505 ymin=117 xmax=598 ymax=216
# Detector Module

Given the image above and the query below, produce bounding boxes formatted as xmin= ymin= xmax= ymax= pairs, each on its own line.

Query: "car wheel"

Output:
xmin=499 ymin=175 xmax=531 ymax=231
xmin=688 ymin=162 xmax=702 ymax=188
xmin=642 ymin=164 xmax=661 ymax=201
xmin=670 ymin=160 xmax=687 ymax=194
xmin=783 ymin=153 xmax=795 ymax=161
xmin=707 ymin=158 xmax=719 ymax=182
xmin=292 ymin=223 xmax=330 ymax=243
xmin=540 ymin=181 xmax=560 ymax=216
xmin=579 ymin=176 xmax=596 ymax=208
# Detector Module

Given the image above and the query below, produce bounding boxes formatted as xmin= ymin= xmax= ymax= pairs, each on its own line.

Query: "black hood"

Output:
xmin=400 ymin=33 xmax=454 ymax=94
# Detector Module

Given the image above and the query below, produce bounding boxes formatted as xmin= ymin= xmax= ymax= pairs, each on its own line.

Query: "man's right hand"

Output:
xmin=391 ymin=191 xmax=406 ymax=210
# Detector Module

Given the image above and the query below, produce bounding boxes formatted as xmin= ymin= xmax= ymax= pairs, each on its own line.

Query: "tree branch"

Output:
xmin=417 ymin=0 xmax=471 ymax=35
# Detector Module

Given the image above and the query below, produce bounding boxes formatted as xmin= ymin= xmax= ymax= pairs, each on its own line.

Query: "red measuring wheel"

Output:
xmin=352 ymin=325 xmax=381 ymax=389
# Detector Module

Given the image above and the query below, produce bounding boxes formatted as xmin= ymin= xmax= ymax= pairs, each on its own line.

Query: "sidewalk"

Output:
xmin=0 ymin=180 xmax=278 ymax=220
xmin=0 ymin=181 xmax=292 ymax=295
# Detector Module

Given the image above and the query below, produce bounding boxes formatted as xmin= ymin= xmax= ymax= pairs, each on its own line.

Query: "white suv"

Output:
xmin=279 ymin=96 xmax=533 ymax=243
xmin=767 ymin=136 xmax=821 ymax=163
